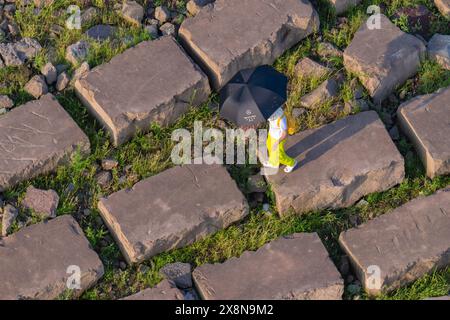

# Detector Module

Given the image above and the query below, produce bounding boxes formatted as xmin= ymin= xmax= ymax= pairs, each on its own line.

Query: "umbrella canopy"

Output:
xmin=219 ymin=65 xmax=288 ymax=127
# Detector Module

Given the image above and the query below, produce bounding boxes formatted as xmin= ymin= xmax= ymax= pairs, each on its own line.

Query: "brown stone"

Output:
xmin=343 ymin=14 xmax=425 ymax=103
xmin=434 ymin=0 xmax=450 ymax=17
xmin=122 ymin=280 xmax=184 ymax=300
xmin=0 ymin=215 xmax=104 ymax=299
xmin=339 ymin=188 xmax=450 ymax=295
xmin=263 ymin=111 xmax=404 ymax=216
xmin=0 ymin=94 xmax=90 ymax=191
xmin=294 ymin=57 xmax=331 ymax=80
xmin=329 ymin=0 xmax=362 ymax=15
xmin=98 ymin=164 xmax=248 ymax=264
xmin=179 ymin=0 xmax=319 ymax=90
xmin=397 ymin=85 xmax=450 ymax=178
xmin=75 ymin=37 xmax=210 ymax=146
xmin=193 ymin=233 xmax=344 ymax=300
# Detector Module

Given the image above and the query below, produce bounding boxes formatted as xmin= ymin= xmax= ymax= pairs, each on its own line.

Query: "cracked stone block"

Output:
xmin=434 ymin=0 xmax=450 ymax=17
xmin=193 ymin=233 xmax=344 ymax=300
xmin=397 ymin=85 xmax=450 ymax=178
xmin=329 ymin=0 xmax=362 ymax=15
xmin=0 ymin=215 xmax=104 ymax=300
xmin=263 ymin=111 xmax=404 ymax=216
xmin=75 ymin=36 xmax=210 ymax=146
xmin=98 ymin=164 xmax=249 ymax=264
xmin=343 ymin=14 xmax=425 ymax=104
xmin=0 ymin=94 xmax=90 ymax=192
xmin=339 ymin=188 xmax=450 ymax=296
xmin=179 ymin=0 xmax=320 ymax=90
xmin=121 ymin=280 xmax=184 ymax=300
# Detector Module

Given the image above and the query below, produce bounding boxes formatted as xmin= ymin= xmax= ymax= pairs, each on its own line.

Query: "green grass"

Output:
xmin=0 ymin=0 xmax=449 ymax=300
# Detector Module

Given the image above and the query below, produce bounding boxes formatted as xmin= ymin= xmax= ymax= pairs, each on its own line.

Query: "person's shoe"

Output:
xmin=262 ymin=161 xmax=279 ymax=169
xmin=284 ymin=160 xmax=298 ymax=173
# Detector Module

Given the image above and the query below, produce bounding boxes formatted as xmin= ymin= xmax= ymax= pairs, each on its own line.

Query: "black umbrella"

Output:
xmin=219 ymin=65 xmax=288 ymax=127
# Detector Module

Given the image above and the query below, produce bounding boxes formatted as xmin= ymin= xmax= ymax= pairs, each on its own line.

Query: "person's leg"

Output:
xmin=267 ymin=136 xmax=280 ymax=167
xmin=278 ymin=140 xmax=296 ymax=167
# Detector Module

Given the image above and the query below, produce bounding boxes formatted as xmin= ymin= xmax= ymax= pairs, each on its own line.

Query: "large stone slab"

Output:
xmin=329 ymin=0 xmax=362 ymax=15
xmin=0 ymin=215 xmax=104 ymax=300
xmin=397 ymin=85 xmax=450 ymax=178
xmin=193 ymin=233 xmax=344 ymax=300
xmin=75 ymin=36 xmax=210 ymax=146
xmin=179 ymin=0 xmax=319 ymax=90
xmin=121 ymin=280 xmax=184 ymax=300
xmin=339 ymin=188 xmax=450 ymax=296
xmin=343 ymin=14 xmax=425 ymax=104
xmin=264 ymin=111 xmax=404 ymax=216
xmin=0 ymin=94 xmax=90 ymax=192
xmin=98 ymin=164 xmax=249 ymax=264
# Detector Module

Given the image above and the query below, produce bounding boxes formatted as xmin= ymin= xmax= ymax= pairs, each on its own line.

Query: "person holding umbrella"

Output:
xmin=219 ymin=65 xmax=298 ymax=173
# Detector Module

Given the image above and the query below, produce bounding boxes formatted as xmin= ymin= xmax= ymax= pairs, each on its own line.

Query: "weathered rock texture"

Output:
xmin=75 ymin=36 xmax=210 ymax=146
xmin=179 ymin=0 xmax=319 ymax=90
xmin=0 ymin=94 xmax=90 ymax=192
xmin=122 ymin=280 xmax=184 ymax=300
xmin=343 ymin=14 xmax=425 ymax=104
xmin=98 ymin=164 xmax=249 ymax=264
xmin=428 ymin=34 xmax=450 ymax=70
xmin=295 ymin=57 xmax=331 ymax=79
xmin=397 ymin=85 xmax=450 ymax=178
xmin=339 ymin=189 xmax=450 ymax=296
xmin=329 ymin=0 xmax=362 ymax=15
xmin=264 ymin=111 xmax=404 ymax=216
xmin=193 ymin=233 xmax=344 ymax=300
xmin=0 ymin=215 xmax=104 ymax=300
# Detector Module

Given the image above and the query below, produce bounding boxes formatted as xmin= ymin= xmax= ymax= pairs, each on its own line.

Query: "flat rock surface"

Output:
xmin=343 ymin=14 xmax=425 ymax=103
xmin=339 ymin=188 xmax=450 ymax=295
xmin=193 ymin=233 xmax=344 ymax=300
xmin=397 ymin=85 xmax=450 ymax=178
xmin=122 ymin=280 xmax=184 ymax=300
xmin=0 ymin=215 xmax=104 ymax=300
xmin=98 ymin=164 xmax=249 ymax=264
xmin=0 ymin=94 xmax=90 ymax=191
xmin=263 ymin=111 xmax=404 ymax=216
xmin=75 ymin=36 xmax=210 ymax=146
xmin=179 ymin=0 xmax=319 ymax=90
